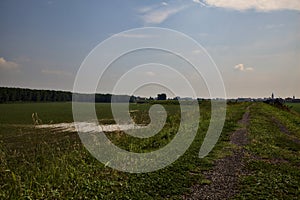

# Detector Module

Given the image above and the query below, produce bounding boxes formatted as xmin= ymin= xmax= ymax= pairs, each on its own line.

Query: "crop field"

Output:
xmin=0 ymin=102 xmax=299 ymax=199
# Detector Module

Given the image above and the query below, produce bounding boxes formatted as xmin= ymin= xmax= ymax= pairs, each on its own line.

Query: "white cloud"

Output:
xmin=0 ymin=57 xmax=20 ymax=70
xmin=146 ymin=71 xmax=156 ymax=76
xmin=234 ymin=64 xmax=253 ymax=71
xmin=143 ymin=7 xmax=186 ymax=24
xmin=203 ymin=0 xmax=300 ymax=11
xmin=41 ymin=69 xmax=72 ymax=77
xmin=139 ymin=3 xmax=187 ymax=24
xmin=138 ymin=5 xmax=156 ymax=13
xmin=193 ymin=0 xmax=206 ymax=6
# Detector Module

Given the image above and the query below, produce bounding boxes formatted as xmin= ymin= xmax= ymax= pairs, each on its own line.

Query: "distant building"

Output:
xmin=135 ymin=96 xmax=147 ymax=104
xmin=293 ymin=98 xmax=300 ymax=103
xmin=174 ymin=96 xmax=180 ymax=100
xmin=285 ymin=97 xmax=293 ymax=103
xmin=180 ymin=97 xmax=193 ymax=101
xmin=157 ymin=93 xmax=167 ymax=100
xmin=285 ymin=96 xmax=300 ymax=103
xmin=253 ymin=98 xmax=265 ymax=102
xmin=237 ymin=98 xmax=252 ymax=102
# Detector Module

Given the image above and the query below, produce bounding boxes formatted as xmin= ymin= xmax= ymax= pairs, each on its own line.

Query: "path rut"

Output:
xmin=184 ymin=107 xmax=250 ymax=200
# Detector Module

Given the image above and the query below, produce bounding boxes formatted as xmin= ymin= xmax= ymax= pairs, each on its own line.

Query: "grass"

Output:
xmin=0 ymin=102 xmax=114 ymax=124
xmin=2 ymin=102 xmax=299 ymax=199
xmin=234 ymin=103 xmax=300 ymax=199
xmin=0 ymin=101 xmax=250 ymax=199
xmin=285 ymin=102 xmax=300 ymax=114
xmin=0 ymin=102 xmax=182 ymax=125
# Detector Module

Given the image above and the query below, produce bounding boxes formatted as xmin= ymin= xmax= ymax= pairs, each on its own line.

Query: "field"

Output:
xmin=0 ymin=102 xmax=299 ymax=199
xmin=286 ymin=103 xmax=300 ymax=114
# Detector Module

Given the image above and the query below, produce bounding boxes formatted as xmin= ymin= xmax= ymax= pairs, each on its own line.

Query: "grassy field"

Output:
xmin=285 ymin=102 xmax=300 ymax=114
xmin=0 ymin=102 xmax=299 ymax=199
xmin=235 ymin=103 xmax=300 ymax=199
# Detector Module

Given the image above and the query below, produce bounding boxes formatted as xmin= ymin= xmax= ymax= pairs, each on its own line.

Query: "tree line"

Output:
xmin=0 ymin=87 xmax=135 ymax=103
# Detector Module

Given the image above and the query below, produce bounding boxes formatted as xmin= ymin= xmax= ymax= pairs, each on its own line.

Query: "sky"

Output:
xmin=0 ymin=0 xmax=299 ymax=98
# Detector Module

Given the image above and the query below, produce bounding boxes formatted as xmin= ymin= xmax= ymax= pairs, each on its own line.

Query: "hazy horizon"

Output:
xmin=0 ymin=85 xmax=295 ymax=100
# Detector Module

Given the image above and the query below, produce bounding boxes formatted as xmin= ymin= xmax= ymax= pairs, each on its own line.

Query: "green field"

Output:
xmin=286 ymin=103 xmax=300 ymax=114
xmin=236 ymin=103 xmax=300 ymax=199
xmin=0 ymin=102 xmax=299 ymax=199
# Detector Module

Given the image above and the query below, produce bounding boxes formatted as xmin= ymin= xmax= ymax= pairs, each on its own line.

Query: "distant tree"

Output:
xmin=157 ymin=93 xmax=167 ymax=100
xmin=130 ymin=95 xmax=136 ymax=103
xmin=0 ymin=87 xmax=140 ymax=103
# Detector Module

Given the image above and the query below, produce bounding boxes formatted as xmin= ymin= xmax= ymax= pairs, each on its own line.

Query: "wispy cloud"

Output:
xmin=0 ymin=57 xmax=20 ymax=71
xmin=234 ymin=64 xmax=253 ymax=71
xmin=139 ymin=3 xmax=187 ymax=24
xmin=138 ymin=5 xmax=157 ymax=13
xmin=142 ymin=7 xmax=186 ymax=24
xmin=146 ymin=71 xmax=156 ymax=76
xmin=162 ymin=2 xmax=168 ymax=6
xmin=203 ymin=0 xmax=300 ymax=11
xmin=138 ymin=2 xmax=169 ymax=13
xmin=192 ymin=0 xmax=207 ymax=7
xmin=41 ymin=69 xmax=72 ymax=77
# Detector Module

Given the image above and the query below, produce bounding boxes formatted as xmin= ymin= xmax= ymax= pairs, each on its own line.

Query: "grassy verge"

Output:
xmin=235 ymin=103 xmax=300 ymax=199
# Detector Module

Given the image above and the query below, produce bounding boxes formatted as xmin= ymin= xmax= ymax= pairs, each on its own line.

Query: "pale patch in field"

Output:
xmin=36 ymin=122 xmax=146 ymax=133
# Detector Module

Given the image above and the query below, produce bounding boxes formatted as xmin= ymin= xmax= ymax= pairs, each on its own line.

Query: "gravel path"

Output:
xmin=184 ymin=107 xmax=250 ymax=200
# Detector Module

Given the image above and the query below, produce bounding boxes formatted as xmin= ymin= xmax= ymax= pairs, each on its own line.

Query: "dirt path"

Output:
xmin=184 ymin=107 xmax=250 ymax=200
xmin=271 ymin=117 xmax=300 ymax=145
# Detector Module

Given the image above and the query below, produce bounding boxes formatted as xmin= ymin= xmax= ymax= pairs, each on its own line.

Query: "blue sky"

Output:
xmin=0 ymin=0 xmax=299 ymax=98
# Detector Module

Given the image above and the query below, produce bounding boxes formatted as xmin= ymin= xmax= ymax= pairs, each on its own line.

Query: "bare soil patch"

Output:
xmin=184 ymin=107 xmax=250 ymax=200
xmin=271 ymin=117 xmax=300 ymax=144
